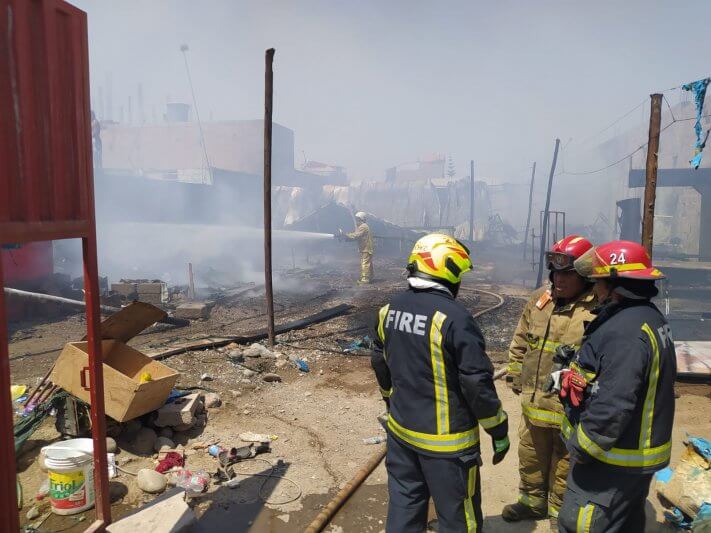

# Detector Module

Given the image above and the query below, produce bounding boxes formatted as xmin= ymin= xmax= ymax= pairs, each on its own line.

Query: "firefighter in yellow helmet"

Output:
xmin=372 ymin=233 xmax=509 ymax=532
xmin=338 ymin=211 xmax=374 ymax=284
xmin=503 ymin=235 xmax=597 ymax=527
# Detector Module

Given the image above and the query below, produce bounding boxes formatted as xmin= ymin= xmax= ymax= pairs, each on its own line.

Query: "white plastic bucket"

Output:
xmin=42 ymin=438 xmax=95 ymax=515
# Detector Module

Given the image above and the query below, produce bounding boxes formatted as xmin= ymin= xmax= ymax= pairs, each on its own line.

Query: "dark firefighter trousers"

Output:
xmin=558 ymin=461 xmax=653 ymax=533
xmin=386 ymin=435 xmax=483 ymax=533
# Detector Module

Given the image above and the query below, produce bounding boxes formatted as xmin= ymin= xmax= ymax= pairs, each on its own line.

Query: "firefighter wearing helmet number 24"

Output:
xmin=553 ymin=241 xmax=676 ymax=533
xmin=503 ymin=235 xmax=597 ymax=527
xmin=371 ymin=233 xmax=510 ymax=532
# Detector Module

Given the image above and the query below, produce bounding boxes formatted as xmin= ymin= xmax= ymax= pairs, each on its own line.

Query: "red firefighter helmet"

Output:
xmin=545 ymin=235 xmax=593 ymax=271
xmin=573 ymin=240 xmax=665 ymax=280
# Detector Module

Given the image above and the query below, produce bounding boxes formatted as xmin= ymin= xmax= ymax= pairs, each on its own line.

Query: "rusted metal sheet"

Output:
xmin=0 ymin=1 xmax=111 ymax=530
xmin=0 ymin=0 xmax=92 ymax=244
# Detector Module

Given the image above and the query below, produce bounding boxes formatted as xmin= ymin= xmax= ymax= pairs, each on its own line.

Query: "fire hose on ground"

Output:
xmin=304 ymin=288 xmax=507 ymax=532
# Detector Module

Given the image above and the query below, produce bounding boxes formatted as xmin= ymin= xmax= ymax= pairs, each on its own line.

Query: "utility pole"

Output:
xmin=641 ymin=94 xmax=662 ymax=258
xmin=536 ymin=140 xmax=560 ymax=287
xmin=469 ymin=160 xmax=475 ymax=241
xmin=522 ymin=162 xmax=536 ymax=260
xmin=263 ymin=48 xmax=276 ymax=346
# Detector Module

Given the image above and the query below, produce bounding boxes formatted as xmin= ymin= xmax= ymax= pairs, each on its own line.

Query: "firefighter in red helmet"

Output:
xmin=557 ymin=241 xmax=676 ymax=532
xmin=503 ymin=236 xmax=597 ymax=528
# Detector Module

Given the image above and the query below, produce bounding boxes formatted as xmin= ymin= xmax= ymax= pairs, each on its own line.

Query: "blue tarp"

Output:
xmin=682 ymin=78 xmax=711 ymax=169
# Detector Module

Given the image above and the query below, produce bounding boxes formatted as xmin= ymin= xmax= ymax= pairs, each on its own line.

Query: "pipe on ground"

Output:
xmin=3 ymin=287 xmax=189 ymax=327
xmin=304 ymin=443 xmax=387 ymax=533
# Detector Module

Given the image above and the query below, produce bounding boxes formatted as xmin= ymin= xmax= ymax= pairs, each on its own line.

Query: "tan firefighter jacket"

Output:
xmin=346 ymin=222 xmax=374 ymax=254
xmin=507 ymin=285 xmax=597 ymax=429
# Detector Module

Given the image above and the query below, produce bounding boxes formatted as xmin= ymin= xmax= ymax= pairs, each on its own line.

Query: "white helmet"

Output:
xmin=355 ymin=211 xmax=367 ymax=221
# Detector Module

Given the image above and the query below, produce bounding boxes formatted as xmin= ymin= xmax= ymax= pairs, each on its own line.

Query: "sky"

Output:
xmin=71 ymin=0 xmax=711 ymax=183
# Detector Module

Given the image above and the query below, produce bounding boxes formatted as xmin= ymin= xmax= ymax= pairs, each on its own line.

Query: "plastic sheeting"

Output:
xmin=682 ymin=78 xmax=711 ymax=169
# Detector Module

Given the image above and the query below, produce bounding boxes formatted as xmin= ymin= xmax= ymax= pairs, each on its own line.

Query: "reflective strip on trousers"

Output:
xmin=464 ymin=465 xmax=478 ymax=532
xmin=522 ymin=404 xmax=562 ymax=426
xmin=576 ymin=503 xmax=595 ymax=533
xmin=507 ymin=361 xmax=522 ymax=373
xmin=640 ymin=323 xmax=661 ymax=449
xmin=562 ymin=415 xmax=672 ymax=468
xmin=518 ymin=492 xmax=546 ymax=510
xmin=479 ymin=407 xmax=507 ymax=430
xmin=387 ymin=415 xmax=480 ymax=454
xmin=430 ymin=311 xmax=449 ymax=434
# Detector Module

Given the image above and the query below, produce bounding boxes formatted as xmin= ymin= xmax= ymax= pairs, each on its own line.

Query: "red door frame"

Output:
xmin=0 ymin=1 xmax=110 ymax=530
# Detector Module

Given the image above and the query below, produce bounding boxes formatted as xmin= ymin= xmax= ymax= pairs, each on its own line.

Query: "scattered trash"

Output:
xmin=35 ymin=479 xmax=50 ymax=501
xmin=155 ymin=451 xmax=185 ymax=474
xmin=107 ymin=453 xmax=117 ymax=479
xmin=140 ymin=372 xmax=153 ymax=383
xmin=208 ymin=445 xmax=223 ymax=458
xmin=174 ymin=469 xmax=209 ymax=495
xmin=239 ymin=432 xmax=277 ymax=443
xmin=656 ymin=436 xmax=711 ymax=528
xmin=243 ymin=343 xmax=275 ymax=358
xmin=11 ymin=385 xmax=27 ymax=402
xmin=336 ymin=336 xmax=373 ymax=354
xmin=293 ymin=359 xmax=310 ymax=372
xmin=363 ymin=435 xmax=386 ymax=445
xmin=200 ymin=373 xmax=214 ymax=382
xmin=26 ymin=505 xmax=40 ymax=520
xmin=43 ymin=438 xmax=95 ymax=515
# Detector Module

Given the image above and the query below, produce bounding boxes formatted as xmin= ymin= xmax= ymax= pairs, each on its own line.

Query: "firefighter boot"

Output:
xmin=501 ymin=502 xmax=547 ymax=522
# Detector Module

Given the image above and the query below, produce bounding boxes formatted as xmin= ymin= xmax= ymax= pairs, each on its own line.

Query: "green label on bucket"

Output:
xmin=49 ymin=470 xmax=86 ymax=509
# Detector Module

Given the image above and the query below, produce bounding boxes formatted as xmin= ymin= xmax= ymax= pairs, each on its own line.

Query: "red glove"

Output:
xmin=560 ymin=369 xmax=587 ymax=407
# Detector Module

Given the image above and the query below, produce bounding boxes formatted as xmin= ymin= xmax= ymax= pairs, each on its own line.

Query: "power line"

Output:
xmin=573 ymin=97 xmax=649 ymax=147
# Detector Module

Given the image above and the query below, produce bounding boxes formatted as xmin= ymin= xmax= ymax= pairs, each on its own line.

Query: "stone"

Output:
xmin=159 ymin=427 xmax=174 ymax=439
xmin=195 ymin=413 xmax=207 ymax=429
xmin=172 ymin=416 xmax=197 ymax=432
xmin=304 ymin=392 xmax=313 ymax=398
xmin=136 ymin=469 xmax=167 ymax=494
xmin=107 ymin=422 xmax=122 ymax=439
xmin=230 ymin=390 xmax=242 ymax=398
xmin=204 ymin=393 xmax=222 ymax=408
xmin=26 ymin=506 xmax=40 ymax=520
xmin=262 ymin=373 xmax=282 ymax=383
xmin=133 ymin=427 xmax=158 ymax=455
xmin=241 ymin=369 xmax=256 ymax=378
xmin=122 ymin=419 xmax=142 ymax=436
xmin=154 ymin=393 xmax=202 ymax=427
xmin=242 ymin=343 xmax=274 ymax=358
xmin=275 ymin=360 xmax=287 ymax=369
xmin=195 ymin=400 xmax=205 ymax=415
xmin=106 ymin=437 xmax=118 ymax=453
xmin=173 ymin=302 xmax=211 ymax=320
xmin=106 ymin=489 xmax=196 ymax=533
xmin=200 ymin=373 xmax=213 ymax=381
xmin=154 ymin=437 xmax=175 ymax=452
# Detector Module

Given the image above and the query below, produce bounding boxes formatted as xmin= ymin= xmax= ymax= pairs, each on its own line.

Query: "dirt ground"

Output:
xmin=9 ymin=256 xmax=711 ymax=532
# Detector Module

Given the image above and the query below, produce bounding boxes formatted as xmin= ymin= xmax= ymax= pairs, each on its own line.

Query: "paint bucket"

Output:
xmin=42 ymin=438 xmax=95 ymax=515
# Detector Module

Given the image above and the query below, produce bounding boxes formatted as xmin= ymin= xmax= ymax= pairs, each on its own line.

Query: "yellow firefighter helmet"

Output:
xmin=407 ymin=233 xmax=473 ymax=285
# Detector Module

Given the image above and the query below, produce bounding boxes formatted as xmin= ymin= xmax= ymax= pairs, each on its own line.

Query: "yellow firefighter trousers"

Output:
xmin=360 ymin=252 xmax=373 ymax=283
xmin=518 ymin=416 xmax=569 ymax=517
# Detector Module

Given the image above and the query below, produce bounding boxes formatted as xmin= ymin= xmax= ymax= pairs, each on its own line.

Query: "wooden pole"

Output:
xmin=642 ymin=94 xmax=662 ymax=258
xmin=263 ymin=48 xmax=276 ymax=346
xmin=522 ymin=162 xmax=536 ymax=260
xmin=536 ymin=139 xmax=560 ymax=287
xmin=469 ymin=160 xmax=475 ymax=241
xmin=188 ymin=262 xmax=195 ymax=301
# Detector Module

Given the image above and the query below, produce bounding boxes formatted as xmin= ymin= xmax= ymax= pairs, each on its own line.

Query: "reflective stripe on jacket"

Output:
xmin=562 ymin=300 xmax=676 ymax=473
xmin=507 ymin=286 xmax=597 ymax=428
xmin=371 ymin=287 xmax=508 ymax=457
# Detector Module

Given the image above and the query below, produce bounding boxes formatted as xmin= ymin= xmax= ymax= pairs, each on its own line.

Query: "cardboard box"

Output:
xmin=51 ymin=302 xmax=179 ymax=422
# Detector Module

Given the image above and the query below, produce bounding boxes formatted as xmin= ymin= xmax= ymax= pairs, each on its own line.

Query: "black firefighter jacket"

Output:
xmin=371 ymin=287 xmax=508 ymax=458
xmin=562 ymin=299 xmax=677 ymax=474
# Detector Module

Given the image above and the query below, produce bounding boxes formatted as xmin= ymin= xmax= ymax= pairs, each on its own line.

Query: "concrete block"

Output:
xmin=154 ymin=393 xmax=202 ymax=428
xmin=107 ymin=489 xmax=195 ymax=533
xmin=173 ymin=302 xmax=211 ymax=320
